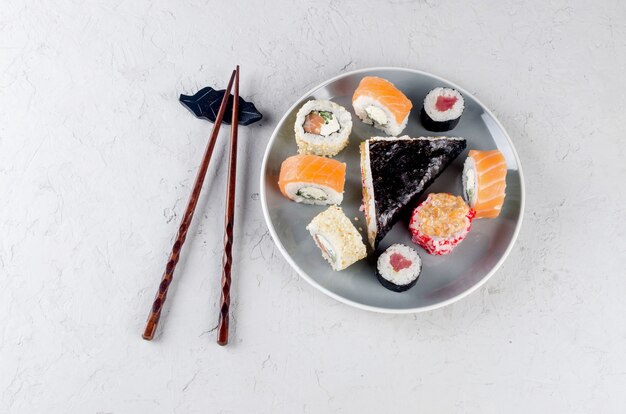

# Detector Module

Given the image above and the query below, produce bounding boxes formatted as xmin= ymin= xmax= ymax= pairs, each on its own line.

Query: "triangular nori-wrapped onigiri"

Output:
xmin=360 ymin=136 xmax=467 ymax=248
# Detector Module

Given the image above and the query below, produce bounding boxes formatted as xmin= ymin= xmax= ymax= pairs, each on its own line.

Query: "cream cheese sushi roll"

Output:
xmin=306 ymin=206 xmax=367 ymax=271
xmin=462 ymin=149 xmax=507 ymax=218
xmin=278 ymin=154 xmax=346 ymax=205
xmin=294 ymin=100 xmax=352 ymax=157
xmin=352 ymin=76 xmax=413 ymax=136
xmin=420 ymin=87 xmax=465 ymax=132
xmin=376 ymin=244 xmax=422 ymax=292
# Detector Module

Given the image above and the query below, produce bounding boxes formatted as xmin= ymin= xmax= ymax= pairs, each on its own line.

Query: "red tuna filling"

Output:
xmin=390 ymin=253 xmax=412 ymax=272
xmin=435 ymin=95 xmax=458 ymax=112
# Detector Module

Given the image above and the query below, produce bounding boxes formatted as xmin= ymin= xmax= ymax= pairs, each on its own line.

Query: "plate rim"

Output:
xmin=259 ymin=66 xmax=526 ymax=314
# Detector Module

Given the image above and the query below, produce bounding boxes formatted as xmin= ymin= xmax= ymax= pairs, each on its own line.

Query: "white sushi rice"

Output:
xmin=353 ymin=95 xmax=409 ymax=136
xmin=423 ymin=87 xmax=465 ymax=122
xmin=462 ymin=156 xmax=478 ymax=207
xmin=360 ymin=141 xmax=378 ymax=248
xmin=377 ymin=244 xmax=422 ymax=286
xmin=294 ymin=100 xmax=352 ymax=157
xmin=306 ymin=206 xmax=367 ymax=271
xmin=283 ymin=181 xmax=343 ymax=205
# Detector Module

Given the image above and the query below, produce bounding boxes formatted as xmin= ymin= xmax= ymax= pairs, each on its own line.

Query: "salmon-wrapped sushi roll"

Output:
xmin=462 ymin=150 xmax=507 ymax=218
xmin=352 ymin=76 xmax=412 ymax=136
xmin=278 ymin=154 xmax=346 ymax=205
xmin=409 ymin=193 xmax=475 ymax=255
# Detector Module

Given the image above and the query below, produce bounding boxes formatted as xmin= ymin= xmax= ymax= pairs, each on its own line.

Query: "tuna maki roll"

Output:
xmin=376 ymin=244 xmax=422 ymax=292
xmin=420 ymin=87 xmax=465 ymax=132
xmin=360 ymin=136 xmax=467 ymax=248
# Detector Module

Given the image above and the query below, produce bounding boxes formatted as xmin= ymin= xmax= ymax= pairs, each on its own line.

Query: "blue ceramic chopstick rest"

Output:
xmin=180 ymin=87 xmax=263 ymax=126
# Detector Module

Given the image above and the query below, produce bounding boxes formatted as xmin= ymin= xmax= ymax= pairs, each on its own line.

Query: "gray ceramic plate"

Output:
xmin=260 ymin=67 xmax=524 ymax=313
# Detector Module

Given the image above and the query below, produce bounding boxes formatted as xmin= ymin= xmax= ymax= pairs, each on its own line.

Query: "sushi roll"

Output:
xmin=306 ymin=206 xmax=367 ymax=271
xmin=294 ymin=100 xmax=352 ymax=157
xmin=352 ymin=76 xmax=412 ymax=136
xmin=420 ymin=87 xmax=465 ymax=132
xmin=409 ymin=193 xmax=475 ymax=255
xmin=278 ymin=154 xmax=346 ymax=205
xmin=462 ymin=150 xmax=507 ymax=218
xmin=376 ymin=244 xmax=422 ymax=292
xmin=360 ymin=136 xmax=467 ymax=248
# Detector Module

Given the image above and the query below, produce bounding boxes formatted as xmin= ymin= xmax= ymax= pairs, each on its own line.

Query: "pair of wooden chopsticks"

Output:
xmin=142 ymin=66 xmax=241 ymax=346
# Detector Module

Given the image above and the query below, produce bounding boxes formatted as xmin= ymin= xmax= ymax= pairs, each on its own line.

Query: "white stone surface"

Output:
xmin=1 ymin=1 xmax=625 ymax=412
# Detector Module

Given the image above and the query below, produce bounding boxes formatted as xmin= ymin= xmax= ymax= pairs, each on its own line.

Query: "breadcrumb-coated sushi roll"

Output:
xmin=409 ymin=193 xmax=475 ymax=255
xmin=352 ymin=77 xmax=412 ymax=136
xmin=294 ymin=100 xmax=352 ymax=157
xmin=306 ymin=206 xmax=367 ymax=271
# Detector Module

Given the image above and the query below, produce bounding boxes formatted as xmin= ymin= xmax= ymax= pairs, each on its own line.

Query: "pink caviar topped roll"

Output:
xmin=409 ymin=193 xmax=475 ymax=255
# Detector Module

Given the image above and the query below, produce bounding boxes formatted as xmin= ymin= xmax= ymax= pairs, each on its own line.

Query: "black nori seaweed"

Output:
xmin=179 ymin=87 xmax=263 ymax=126
xmin=367 ymin=137 xmax=466 ymax=247
xmin=375 ymin=270 xmax=419 ymax=292
xmin=420 ymin=108 xmax=461 ymax=132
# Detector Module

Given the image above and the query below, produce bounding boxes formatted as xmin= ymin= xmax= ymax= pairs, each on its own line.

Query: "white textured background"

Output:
xmin=2 ymin=1 xmax=625 ymax=412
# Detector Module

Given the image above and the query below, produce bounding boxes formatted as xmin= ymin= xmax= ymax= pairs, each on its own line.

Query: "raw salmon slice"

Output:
xmin=278 ymin=154 xmax=346 ymax=203
xmin=352 ymin=76 xmax=412 ymax=124
xmin=465 ymin=150 xmax=507 ymax=218
xmin=303 ymin=112 xmax=325 ymax=135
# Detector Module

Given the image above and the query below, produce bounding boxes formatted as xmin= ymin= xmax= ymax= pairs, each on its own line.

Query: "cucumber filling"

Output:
xmin=464 ymin=168 xmax=476 ymax=205
xmin=314 ymin=234 xmax=337 ymax=264
xmin=318 ymin=111 xmax=333 ymax=123
xmin=303 ymin=111 xmax=341 ymax=136
xmin=365 ymin=105 xmax=388 ymax=127
xmin=297 ymin=186 xmax=328 ymax=201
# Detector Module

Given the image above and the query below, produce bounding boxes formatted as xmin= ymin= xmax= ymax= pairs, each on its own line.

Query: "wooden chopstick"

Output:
xmin=216 ymin=65 xmax=240 ymax=346
xmin=142 ymin=69 xmax=237 ymax=341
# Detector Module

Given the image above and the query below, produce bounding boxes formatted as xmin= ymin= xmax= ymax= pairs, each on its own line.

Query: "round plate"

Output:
xmin=260 ymin=67 xmax=525 ymax=313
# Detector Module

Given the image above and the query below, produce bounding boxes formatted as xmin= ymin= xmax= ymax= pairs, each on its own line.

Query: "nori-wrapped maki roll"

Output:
xmin=376 ymin=244 xmax=422 ymax=292
xmin=360 ymin=136 xmax=467 ymax=248
xmin=420 ymin=87 xmax=465 ymax=132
